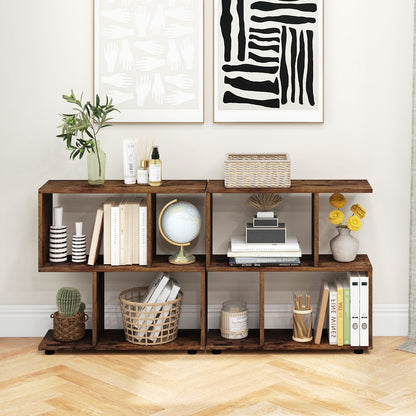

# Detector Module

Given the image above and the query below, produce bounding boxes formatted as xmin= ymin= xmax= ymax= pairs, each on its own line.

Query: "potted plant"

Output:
xmin=328 ymin=193 xmax=366 ymax=262
xmin=57 ymin=90 xmax=119 ymax=185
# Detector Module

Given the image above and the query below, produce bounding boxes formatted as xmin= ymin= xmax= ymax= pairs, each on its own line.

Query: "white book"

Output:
xmin=132 ymin=198 xmax=142 ymax=265
xmin=139 ymin=199 xmax=147 ymax=266
xmin=227 ymin=248 xmax=302 ymax=258
xmin=230 ymin=235 xmax=300 ymax=252
xmin=359 ymin=272 xmax=369 ymax=347
xmin=110 ymin=204 xmax=120 ymax=266
xmin=348 ymin=271 xmax=360 ymax=347
xmin=137 ymin=273 xmax=170 ymax=337
xmin=103 ymin=197 xmax=118 ymax=265
xmin=328 ymin=282 xmax=338 ymax=345
xmin=119 ymin=199 xmax=128 ymax=265
xmin=124 ymin=198 xmax=134 ymax=266
xmin=142 ymin=272 xmax=170 ymax=305
xmin=150 ymin=278 xmax=181 ymax=340
xmin=87 ymin=205 xmax=104 ymax=266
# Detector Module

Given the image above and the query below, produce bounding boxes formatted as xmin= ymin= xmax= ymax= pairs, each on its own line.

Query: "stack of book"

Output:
xmin=136 ymin=272 xmax=181 ymax=340
xmin=314 ymin=272 xmax=369 ymax=346
xmin=227 ymin=212 xmax=302 ymax=267
xmin=87 ymin=196 xmax=147 ymax=266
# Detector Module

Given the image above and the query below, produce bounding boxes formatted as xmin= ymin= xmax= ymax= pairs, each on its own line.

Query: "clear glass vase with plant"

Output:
xmin=57 ymin=90 xmax=119 ymax=185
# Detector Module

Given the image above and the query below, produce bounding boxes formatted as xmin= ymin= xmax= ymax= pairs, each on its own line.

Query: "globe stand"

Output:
xmin=169 ymin=245 xmax=196 ymax=265
xmin=158 ymin=199 xmax=201 ymax=266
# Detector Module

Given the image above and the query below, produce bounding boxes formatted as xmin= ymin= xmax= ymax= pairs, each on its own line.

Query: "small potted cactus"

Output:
xmin=51 ymin=287 xmax=88 ymax=342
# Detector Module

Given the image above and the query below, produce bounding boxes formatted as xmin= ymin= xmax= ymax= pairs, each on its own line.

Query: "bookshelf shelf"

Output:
xmin=38 ymin=179 xmax=373 ymax=354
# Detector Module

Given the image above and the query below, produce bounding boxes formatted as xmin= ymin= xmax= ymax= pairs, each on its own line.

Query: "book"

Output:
xmin=142 ymin=272 xmax=170 ymax=305
xmin=132 ymin=198 xmax=142 ymax=265
xmin=119 ymin=199 xmax=128 ymax=265
xmin=359 ymin=272 xmax=369 ymax=347
xmin=110 ymin=203 xmax=120 ymax=266
xmin=227 ymin=248 xmax=302 ymax=258
xmin=314 ymin=280 xmax=329 ymax=344
xmin=328 ymin=282 xmax=338 ymax=345
xmin=124 ymin=198 xmax=133 ymax=265
xmin=341 ymin=278 xmax=351 ymax=345
xmin=232 ymin=256 xmax=300 ymax=264
xmin=149 ymin=278 xmax=181 ymax=340
xmin=87 ymin=205 xmax=104 ymax=266
xmin=228 ymin=257 xmax=300 ymax=267
xmin=334 ymin=279 xmax=344 ymax=346
xmin=137 ymin=272 xmax=170 ymax=337
xmin=230 ymin=235 xmax=300 ymax=252
xmin=139 ymin=199 xmax=147 ymax=266
xmin=103 ymin=197 xmax=118 ymax=264
xmin=348 ymin=271 xmax=360 ymax=347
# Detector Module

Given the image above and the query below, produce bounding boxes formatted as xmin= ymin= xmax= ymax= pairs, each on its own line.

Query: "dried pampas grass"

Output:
xmin=247 ymin=193 xmax=283 ymax=211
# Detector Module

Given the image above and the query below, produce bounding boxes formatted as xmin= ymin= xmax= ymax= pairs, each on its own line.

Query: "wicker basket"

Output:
xmin=119 ymin=287 xmax=183 ymax=345
xmin=224 ymin=153 xmax=291 ymax=188
xmin=51 ymin=311 xmax=88 ymax=342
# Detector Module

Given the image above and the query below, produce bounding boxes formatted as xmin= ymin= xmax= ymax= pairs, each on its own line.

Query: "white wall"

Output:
xmin=0 ymin=0 xmax=413 ymax=335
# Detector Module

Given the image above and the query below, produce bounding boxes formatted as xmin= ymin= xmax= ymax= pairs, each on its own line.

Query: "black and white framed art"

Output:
xmin=94 ymin=0 xmax=204 ymax=123
xmin=214 ymin=0 xmax=323 ymax=122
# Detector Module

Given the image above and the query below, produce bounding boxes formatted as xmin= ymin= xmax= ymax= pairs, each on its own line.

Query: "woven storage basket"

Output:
xmin=224 ymin=153 xmax=291 ymax=188
xmin=119 ymin=287 xmax=183 ymax=345
xmin=51 ymin=311 xmax=88 ymax=342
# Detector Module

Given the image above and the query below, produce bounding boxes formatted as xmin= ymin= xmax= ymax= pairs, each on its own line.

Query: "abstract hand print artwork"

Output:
xmin=94 ymin=0 xmax=204 ymax=122
xmin=214 ymin=0 xmax=323 ymax=122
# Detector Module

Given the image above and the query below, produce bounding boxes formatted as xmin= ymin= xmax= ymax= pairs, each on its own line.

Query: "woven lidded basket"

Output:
xmin=224 ymin=153 xmax=291 ymax=188
xmin=51 ymin=311 xmax=88 ymax=342
xmin=119 ymin=287 xmax=183 ymax=345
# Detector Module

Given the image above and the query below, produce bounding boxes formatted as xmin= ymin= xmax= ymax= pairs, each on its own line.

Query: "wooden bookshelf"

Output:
xmin=38 ymin=179 xmax=373 ymax=354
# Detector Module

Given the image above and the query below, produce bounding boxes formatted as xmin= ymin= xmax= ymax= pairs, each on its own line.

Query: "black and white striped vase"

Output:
xmin=49 ymin=207 xmax=67 ymax=263
xmin=72 ymin=221 xmax=87 ymax=263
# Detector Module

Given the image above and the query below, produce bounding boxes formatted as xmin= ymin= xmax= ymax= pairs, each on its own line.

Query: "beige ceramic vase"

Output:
xmin=330 ymin=226 xmax=359 ymax=262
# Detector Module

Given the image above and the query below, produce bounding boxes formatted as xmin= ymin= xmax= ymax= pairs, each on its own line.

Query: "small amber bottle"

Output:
xmin=148 ymin=146 xmax=162 ymax=186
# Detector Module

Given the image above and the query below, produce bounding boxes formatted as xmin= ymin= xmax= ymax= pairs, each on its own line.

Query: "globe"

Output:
xmin=158 ymin=199 xmax=202 ymax=264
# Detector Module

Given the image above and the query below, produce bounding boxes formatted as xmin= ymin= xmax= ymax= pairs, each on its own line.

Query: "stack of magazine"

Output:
xmin=227 ymin=212 xmax=302 ymax=266
xmin=134 ymin=272 xmax=181 ymax=341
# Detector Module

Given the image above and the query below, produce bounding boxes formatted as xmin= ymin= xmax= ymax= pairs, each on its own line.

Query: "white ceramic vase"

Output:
xmin=330 ymin=226 xmax=359 ymax=262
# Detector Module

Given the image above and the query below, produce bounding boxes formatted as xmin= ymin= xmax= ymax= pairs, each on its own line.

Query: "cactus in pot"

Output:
xmin=56 ymin=287 xmax=83 ymax=317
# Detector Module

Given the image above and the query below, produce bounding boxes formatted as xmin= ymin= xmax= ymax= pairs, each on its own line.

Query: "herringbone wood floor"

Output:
xmin=0 ymin=337 xmax=415 ymax=415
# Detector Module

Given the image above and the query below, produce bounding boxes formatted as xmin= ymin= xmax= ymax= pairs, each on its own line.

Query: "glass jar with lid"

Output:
xmin=220 ymin=301 xmax=248 ymax=339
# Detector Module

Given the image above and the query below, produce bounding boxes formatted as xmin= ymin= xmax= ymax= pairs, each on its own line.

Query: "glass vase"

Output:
xmin=87 ymin=141 xmax=106 ymax=185
xmin=330 ymin=226 xmax=359 ymax=262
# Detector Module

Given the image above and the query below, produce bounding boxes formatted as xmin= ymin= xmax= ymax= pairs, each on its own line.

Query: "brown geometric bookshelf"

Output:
xmin=38 ymin=179 xmax=373 ymax=354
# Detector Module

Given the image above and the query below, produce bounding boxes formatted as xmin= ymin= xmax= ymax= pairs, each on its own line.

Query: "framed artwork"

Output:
xmin=94 ymin=0 xmax=204 ymax=123
xmin=214 ymin=0 xmax=323 ymax=123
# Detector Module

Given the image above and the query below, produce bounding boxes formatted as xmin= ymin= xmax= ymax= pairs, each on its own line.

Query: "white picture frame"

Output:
xmin=214 ymin=0 xmax=323 ymax=123
xmin=94 ymin=0 xmax=204 ymax=123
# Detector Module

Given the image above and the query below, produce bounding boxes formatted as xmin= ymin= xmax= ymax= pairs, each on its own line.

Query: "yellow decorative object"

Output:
xmin=347 ymin=215 xmax=361 ymax=231
xmin=329 ymin=193 xmax=346 ymax=209
xmin=329 ymin=209 xmax=344 ymax=225
xmin=351 ymin=204 xmax=366 ymax=219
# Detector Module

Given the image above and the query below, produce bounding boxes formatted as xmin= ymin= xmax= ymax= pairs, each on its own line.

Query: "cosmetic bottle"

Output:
xmin=148 ymin=146 xmax=162 ymax=186
xmin=123 ymin=138 xmax=137 ymax=184
xmin=137 ymin=159 xmax=149 ymax=185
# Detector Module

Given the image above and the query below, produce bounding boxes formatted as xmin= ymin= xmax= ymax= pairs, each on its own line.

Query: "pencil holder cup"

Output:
xmin=292 ymin=308 xmax=313 ymax=342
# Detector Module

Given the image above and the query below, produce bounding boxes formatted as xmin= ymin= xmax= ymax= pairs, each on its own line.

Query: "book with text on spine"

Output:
xmin=328 ymin=282 xmax=338 ymax=345
xmin=334 ymin=279 xmax=344 ymax=346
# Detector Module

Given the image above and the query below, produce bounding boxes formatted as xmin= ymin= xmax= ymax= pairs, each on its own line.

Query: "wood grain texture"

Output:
xmin=207 ymin=179 xmax=373 ymax=194
xmin=3 ymin=337 xmax=415 ymax=416
xmin=39 ymin=180 xmax=208 ymax=194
